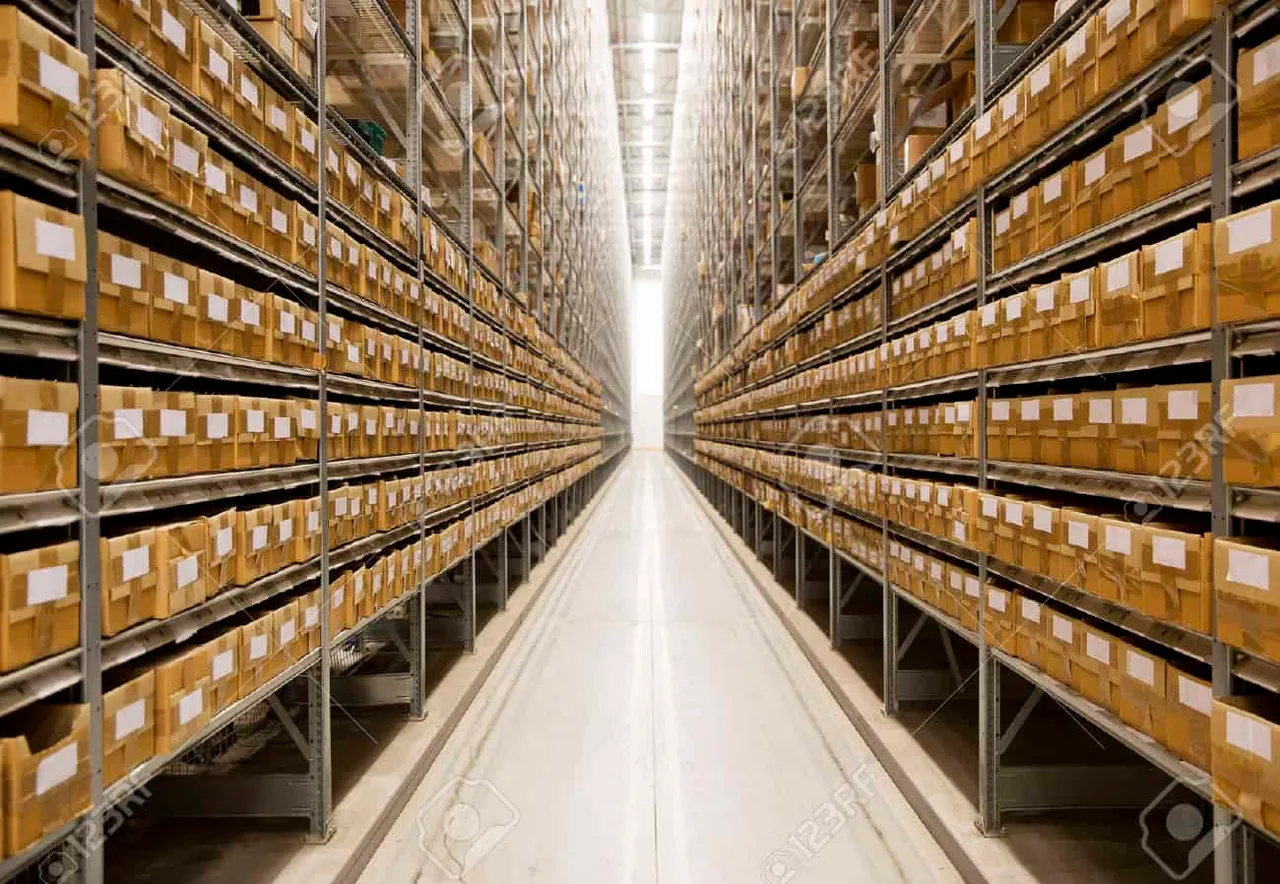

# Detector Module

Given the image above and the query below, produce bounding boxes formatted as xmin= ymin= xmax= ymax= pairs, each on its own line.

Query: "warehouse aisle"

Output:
xmin=356 ymin=450 xmax=959 ymax=884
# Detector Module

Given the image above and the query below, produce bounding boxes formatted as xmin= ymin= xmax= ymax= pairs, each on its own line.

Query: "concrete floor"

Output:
xmin=356 ymin=450 xmax=961 ymax=884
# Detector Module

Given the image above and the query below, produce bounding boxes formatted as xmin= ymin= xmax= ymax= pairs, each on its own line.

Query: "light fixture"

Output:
xmin=642 ymin=147 xmax=653 ymax=167
xmin=642 ymin=13 xmax=656 ymax=40
xmin=641 ymin=44 xmax=656 ymax=69
xmin=643 ymin=70 xmax=655 ymax=93
xmin=642 ymin=99 xmax=655 ymax=120
xmin=642 ymin=125 xmax=653 ymax=143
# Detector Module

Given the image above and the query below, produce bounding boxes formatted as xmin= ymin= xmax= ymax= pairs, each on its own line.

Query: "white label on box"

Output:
xmin=346 ymin=243 xmax=358 ymax=265
xmin=949 ymin=571 xmax=962 ymax=591
xmin=1020 ymin=400 xmax=1040 ymax=421
xmin=1162 ymin=388 xmax=1197 ymax=422
xmin=949 ymin=139 xmax=965 ymax=162
xmin=981 ymin=495 xmax=999 ymax=518
xmin=26 ymin=409 xmax=69 ymax=446
xmin=1021 ymin=598 xmax=1042 ymax=623
xmin=269 ymin=104 xmax=288 ymax=132
xmin=35 ymin=743 xmax=77 ymax=797
xmin=307 ymin=509 xmax=319 ymax=533
xmin=1168 ymin=87 xmax=1200 ymax=134
xmin=239 ymin=185 xmax=258 ymax=213
xmin=953 ymin=521 xmax=966 ymax=542
xmin=992 ymin=401 xmax=1011 ymax=422
xmin=1123 ymin=126 xmax=1153 ymax=162
xmin=363 ymin=417 xmax=374 ymax=434
xmin=1227 ymin=548 xmax=1270 ymax=591
xmin=1044 ymin=173 xmax=1063 ymax=203
xmin=1106 ymin=259 xmax=1130 ymax=292
xmin=995 ymin=210 xmax=1011 ymax=236
xmin=26 ymin=564 xmax=68 ymax=607
xmin=1086 ymin=633 xmax=1111 ymax=665
xmin=240 ymin=299 xmax=261 ymax=327
xmin=114 ymin=698 xmax=146 ymax=741
xmin=250 ymin=525 xmax=269 ymax=551
xmin=38 ymin=53 xmax=79 ymax=103
xmin=1233 ymin=382 xmax=1276 ymax=418
xmin=1121 ymin=397 xmax=1148 ymax=425
xmin=988 ymin=588 xmax=1008 ymax=614
xmin=1030 ymin=61 xmax=1051 ymax=96
xmin=335 ymin=496 xmax=347 ymax=516
xmin=1153 ymin=237 xmax=1185 ymax=276
xmin=1053 ymin=397 xmax=1073 ymax=422
xmin=121 ymin=545 xmax=150 ymax=581
xmin=300 ymin=408 xmax=316 ymax=431
xmin=161 ymin=9 xmax=186 ymax=48
xmin=1067 ymin=520 xmax=1089 ymax=549
xmin=1005 ymin=502 xmax=1024 ymax=526
xmin=1254 ymin=38 xmax=1280 ymax=86
xmin=278 ymin=518 xmax=293 ymax=542
xmin=136 ymin=105 xmax=163 ymax=148
xmin=271 ymin=208 xmax=288 ymax=233
xmin=246 ymin=409 xmax=265 ymax=433
xmin=1105 ymin=0 xmax=1130 ymax=31
xmin=205 ymin=162 xmax=227 ymax=193
xmin=1084 ymin=153 xmax=1107 ymax=186
xmin=164 ymin=272 xmax=190 ymax=304
xmin=981 ymin=303 xmax=998 ymax=328
xmin=351 ymin=497 xmax=362 ymax=516
xmin=160 ymin=409 xmax=187 ymax=438
xmin=280 ymin=619 xmax=296 ymax=645
xmin=1066 ymin=26 xmax=1087 ymax=64
xmin=114 ymin=408 xmax=143 ymax=440
xmin=1005 ymin=296 xmax=1023 ymax=322
xmin=1034 ymin=285 xmax=1055 ymax=312
xmin=206 ymin=412 xmax=229 ymax=439
xmin=1001 ymin=91 xmax=1019 ymax=121
xmin=965 ymin=576 xmax=980 ymax=599
xmin=1033 ymin=505 xmax=1053 ymax=533
xmin=110 ymin=253 xmax=142 ymax=289
xmin=250 ymin=634 xmax=268 ymax=660
xmin=300 ymin=126 xmax=317 ymax=155
xmin=1089 ymin=398 xmax=1113 ymax=424
xmin=215 ymin=526 xmax=232 ymax=558
xmin=34 ymin=218 xmax=76 ymax=261
xmin=174 ymin=139 xmax=199 ymax=174
xmin=1052 ymin=615 xmax=1073 ymax=643
xmin=176 ymin=554 xmax=199 ymax=589
xmin=212 ymin=648 xmax=235 ymax=681
xmin=975 ymin=111 xmax=992 ymax=140
xmin=177 ymin=688 xmax=203 ymax=726
xmin=1228 ymin=209 xmax=1272 ymax=254
xmin=331 ymin=586 xmax=345 ymax=608
xmin=1104 ymin=524 xmax=1131 ymax=556
xmin=1152 ymin=535 xmax=1187 ymax=570
xmin=273 ymin=416 xmax=290 ymax=439
xmin=1069 ymin=274 xmax=1091 ymax=304
xmin=1178 ymin=675 xmax=1212 ymax=714
xmin=305 ymin=604 xmax=319 ymax=628
xmin=1124 ymin=650 xmax=1155 ymax=686
xmin=1226 ymin=710 xmax=1273 ymax=761
xmin=278 ymin=309 xmax=297 ymax=336
xmin=240 ymin=75 xmax=259 ymax=107
xmin=208 ymin=47 xmax=230 ymax=84
xmin=1013 ymin=192 xmax=1030 ymax=220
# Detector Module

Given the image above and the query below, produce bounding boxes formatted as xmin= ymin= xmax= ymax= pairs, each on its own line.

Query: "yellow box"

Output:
xmin=0 ymin=541 xmax=79 ymax=671
xmin=98 ymin=232 xmax=150 ymax=337
xmin=0 ymin=8 xmax=90 ymax=160
xmin=0 ymin=704 xmax=90 ymax=854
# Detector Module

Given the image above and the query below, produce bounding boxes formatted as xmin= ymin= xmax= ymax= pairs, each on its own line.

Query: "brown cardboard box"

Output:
xmin=295 ymin=495 xmax=320 ymax=561
xmin=151 ymin=642 xmax=211 ymax=753
xmin=205 ymin=507 xmax=236 ymax=593
xmin=1050 ymin=508 xmax=1095 ymax=588
xmin=1164 ymin=667 xmax=1212 ymax=769
xmin=150 ymin=253 xmax=199 ymax=347
xmin=229 ymin=167 xmax=265 ymax=248
xmin=293 ymin=204 xmax=318 ymax=275
xmin=293 ymin=106 xmax=318 ymax=181
xmin=203 ymin=629 xmax=240 ymax=711
xmin=99 ymin=69 xmax=168 ymax=190
xmin=0 ymin=705 xmax=90 ymax=854
xmin=202 ymin=150 xmax=235 ymax=230
xmin=238 ymin=612 xmax=274 ymax=698
xmin=150 ymin=0 xmax=194 ymax=85
xmin=290 ymin=398 xmax=318 ymax=462
xmin=233 ymin=60 xmax=265 ymax=144
xmin=1222 ymin=377 xmax=1280 ymax=486
xmin=0 ymin=8 xmax=90 ymax=159
xmin=194 ymin=268 xmax=236 ymax=354
xmin=1114 ymin=387 xmax=1159 ymax=474
xmin=1093 ymin=517 xmax=1141 ymax=604
xmin=0 ymin=541 xmax=79 ymax=671
xmin=266 ymin=500 xmax=295 ymax=573
xmin=267 ymin=599 xmax=303 ymax=678
xmin=102 ymin=669 xmax=155 ymax=786
xmin=195 ymin=393 xmax=237 ymax=473
xmin=1026 ymin=502 xmax=1061 ymax=574
xmin=1156 ymin=77 xmax=1212 ymax=191
xmin=195 ymin=18 xmax=235 ymax=117
xmin=100 ymin=386 xmax=158 ymax=486
xmin=262 ymin=189 xmax=294 ymax=262
xmin=1073 ymin=624 xmax=1121 ymax=708
xmin=1022 ymin=54 xmax=1058 ymax=151
xmin=1239 ymin=36 xmax=1280 ymax=160
xmin=235 ymin=504 xmax=273 ymax=584
xmin=1015 ymin=595 xmax=1046 ymax=669
xmin=1140 ymin=225 xmax=1210 ymax=338
xmin=97 ymin=0 xmax=151 ymax=57
xmin=1116 ymin=642 xmax=1166 ymax=741
xmin=1097 ymin=0 xmax=1133 ymax=90
xmin=1034 ymin=169 xmax=1071 ymax=251
xmin=101 ymin=528 xmax=158 ymax=635
xmin=1055 ymin=18 xmax=1096 ymax=127
xmin=300 ymin=588 xmax=321 ymax=651
xmin=1137 ymin=0 xmax=1210 ymax=68
xmin=1215 ymin=538 xmax=1280 ymax=665
xmin=1139 ymin=525 xmax=1210 ymax=632
xmin=329 ymin=572 xmax=349 ymax=635
xmin=150 ymin=389 xmax=196 ymax=478
xmin=1215 ymin=200 xmax=1280 ymax=324
xmin=155 ymin=518 xmax=207 ymax=617
xmin=1074 ymin=147 xmax=1110 ymax=236
xmin=233 ymin=287 xmax=271 ymax=361
xmin=99 ymin=233 xmax=150 ymax=336
xmin=0 ymin=191 xmax=86 ymax=321
xmin=1111 ymin=120 xmax=1158 ymax=217
xmin=1042 ymin=608 xmax=1077 ymax=685
xmin=164 ymin=115 xmax=207 ymax=212
xmin=262 ymin=84 xmax=294 ymax=162
xmin=1211 ymin=695 xmax=1280 ymax=836
xmin=1155 ymin=382 xmax=1211 ymax=477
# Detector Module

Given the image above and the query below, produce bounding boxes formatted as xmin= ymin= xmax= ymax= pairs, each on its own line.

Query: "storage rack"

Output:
xmin=667 ymin=0 xmax=1280 ymax=881
xmin=0 ymin=0 xmax=630 ymax=879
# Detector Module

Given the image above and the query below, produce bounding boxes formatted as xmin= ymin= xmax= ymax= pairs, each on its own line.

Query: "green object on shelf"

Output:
xmin=351 ymin=120 xmax=388 ymax=155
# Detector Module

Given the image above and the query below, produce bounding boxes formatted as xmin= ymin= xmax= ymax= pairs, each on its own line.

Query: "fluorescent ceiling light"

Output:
xmin=642 ymin=125 xmax=653 ymax=143
xmin=642 ymin=44 xmax=656 ymax=68
xmin=642 ymin=100 xmax=655 ymax=120
xmin=643 ymin=70 xmax=655 ymax=93
xmin=641 ymin=13 xmax=656 ymax=40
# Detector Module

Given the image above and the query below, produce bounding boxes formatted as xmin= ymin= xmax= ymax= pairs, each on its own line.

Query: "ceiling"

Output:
xmin=607 ymin=0 xmax=684 ymax=272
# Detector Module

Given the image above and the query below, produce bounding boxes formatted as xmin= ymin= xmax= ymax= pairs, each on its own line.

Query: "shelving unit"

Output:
xmin=667 ymin=0 xmax=1280 ymax=880
xmin=0 ymin=0 xmax=629 ymax=879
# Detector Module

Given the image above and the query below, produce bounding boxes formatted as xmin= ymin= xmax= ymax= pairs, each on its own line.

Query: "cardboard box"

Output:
xmin=155 ymin=518 xmax=207 ymax=617
xmin=1097 ymin=0 xmax=1133 ymax=91
xmin=1140 ymin=225 xmax=1210 ymax=338
xmin=238 ymin=612 xmax=274 ymax=698
xmin=267 ymin=599 xmax=303 ymax=678
xmin=0 ymin=541 xmax=79 ymax=671
xmin=229 ymin=167 xmax=265 ymax=248
xmin=1050 ymin=508 xmax=1095 ymax=589
xmin=1117 ymin=642 xmax=1166 ymax=741
xmin=261 ymin=84 xmax=293 ymax=162
xmin=1073 ymin=624 xmax=1121 ymax=708
xmin=0 ymin=8 xmax=91 ymax=160
xmin=293 ymin=204 xmax=318 ymax=275
xmin=1014 ymin=594 xmax=1046 ymax=669
xmin=1156 ymin=76 xmax=1212 ymax=192
xmin=1093 ymin=517 xmax=1141 ymax=604
xmin=261 ymin=188 xmax=294 ymax=263
xmin=1211 ymin=695 xmax=1280 ymax=836
xmin=101 ymin=528 xmax=158 ymax=635
xmin=150 ymin=389 xmax=196 ymax=478
xmin=0 ymin=191 xmax=86 ymax=321
xmin=0 ymin=705 xmax=90 ymax=854
xmin=149 ymin=0 xmax=194 ymax=85
xmin=194 ymin=268 xmax=236 ymax=354
xmin=329 ymin=572 xmax=349 ymax=635
xmin=1114 ymin=387 xmax=1159 ymax=475
xmin=164 ymin=115 xmax=207 ymax=212
xmin=235 ymin=504 xmax=273 ymax=584
xmin=99 ymin=233 xmax=150 ymax=336
xmin=202 ymin=150 xmax=235 ymax=230
xmin=195 ymin=18 xmax=235 ymax=117
xmin=97 ymin=0 xmax=152 ymax=57
xmin=233 ymin=60 xmax=265 ymax=144
xmin=102 ymin=669 xmax=155 ymax=786
xmin=1164 ymin=667 xmax=1212 ymax=768
xmin=1111 ymin=120 xmax=1159 ymax=217
xmin=1055 ymin=18 xmax=1096 ymax=128
xmin=1155 ymin=382 xmax=1211 ymax=477
xmin=1074 ymin=147 xmax=1111 ymax=235
xmin=150 ymin=253 xmax=199 ymax=347
xmin=202 ymin=629 xmax=240 ymax=711
xmin=1239 ymin=36 xmax=1280 ymax=160
xmin=296 ymin=495 xmax=321 ymax=561
xmin=299 ymin=588 xmax=321 ymax=651
xmin=194 ymin=393 xmax=237 ymax=473
xmin=1072 ymin=393 xmax=1115 ymax=470
xmin=1222 ymin=377 xmax=1280 ymax=485
xmin=205 ymin=507 xmax=236 ymax=593
xmin=1215 ymin=538 xmax=1280 ymax=664
xmin=1215 ymin=200 xmax=1280 ymax=324
xmin=151 ymin=642 xmax=211 ymax=753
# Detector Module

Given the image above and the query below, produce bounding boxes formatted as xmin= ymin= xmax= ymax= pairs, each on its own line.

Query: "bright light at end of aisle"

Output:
xmin=642 ymin=44 xmax=656 ymax=69
xmin=643 ymin=70 xmax=655 ymax=94
xmin=641 ymin=12 xmax=656 ymax=40
xmin=643 ymin=100 xmax=655 ymax=120
xmin=642 ymin=125 xmax=653 ymax=143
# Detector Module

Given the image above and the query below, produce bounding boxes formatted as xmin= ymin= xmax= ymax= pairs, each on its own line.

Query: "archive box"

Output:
xmin=1074 ymin=147 xmax=1110 ymax=235
xmin=164 ymin=115 xmax=207 ymax=212
xmin=194 ymin=393 xmax=238 ymax=473
xmin=101 ymin=527 xmax=158 ymax=635
xmin=235 ymin=504 xmax=273 ymax=585
xmin=1114 ymin=387 xmax=1159 ymax=475
xmin=267 ymin=599 xmax=303 ymax=679
xmin=300 ymin=588 xmax=321 ymax=652
xmin=1156 ymin=383 xmax=1212 ymax=479
xmin=96 ymin=69 xmax=170 ymax=194
xmin=1156 ymin=76 xmax=1212 ymax=189
xmin=149 ymin=0 xmax=194 ymax=85
xmin=1140 ymin=225 xmax=1210 ymax=338
xmin=196 ymin=18 xmax=235 ymax=117
xmin=205 ymin=507 xmax=237 ymax=592
xmin=1073 ymin=624 xmax=1121 ymax=708
xmin=102 ymin=669 xmax=155 ymax=786
xmin=1050 ymin=508 xmax=1095 ymax=589
xmin=1212 ymin=695 xmax=1280 ymax=837
xmin=0 ymin=541 xmax=79 ymax=671
xmin=150 ymin=253 xmax=199 ymax=347
xmin=238 ymin=612 xmax=274 ymax=699
xmin=155 ymin=518 xmax=208 ymax=618
xmin=1221 ymin=377 xmax=1280 ymax=486
xmin=204 ymin=629 xmax=240 ymax=711
xmin=1093 ymin=517 xmax=1141 ymax=605
xmin=233 ymin=60 xmax=265 ymax=144
xmin=1097 ymin=250 xmax=1141 ymax=347
xmin=262 ymin=85 xmax=294 ymax=162
xmin=1214 ymin=538 xmax=1280 ymax=666
xmin=1116 ymin=643 xmax=1166 ymax=742
xmin=1164 ymin=667 xmax=1212 ymax=769
xmin=203 ymin=150 xmax=236 ymax=230
xmin=151 ymin=642 xmax=211 ymax=752
xmin=99 ymin=233 xmax=151 ymax=337
xmin=1043 ymin=608 xmax=1078 ymax=686
xmin=0 ymin=8 xmax=90 ymax=160
xmin=194 ymin=268 xmax=238 ymax=353
xmin=1237 ymin=34 xmax=1280 ymax=160
xmin=1140 ymin=525 xmax=1210 ymax=632
xmin=97 ymin=0 xmax=151 ymax=56
xmin=1015 ymin=595 xmax=1046 ymax=669
xmin=0 ymin=191 xmax=86 ymax=321
xmin=0 ymin=704 xmax=90 ymax=854
xmin=1215 ymin=200 xmax=1280 ymax=324
xmin=150 ymin=390 xmax=196 ymax=478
